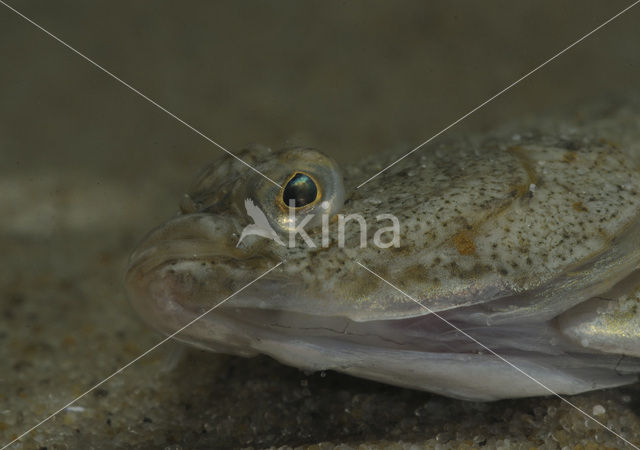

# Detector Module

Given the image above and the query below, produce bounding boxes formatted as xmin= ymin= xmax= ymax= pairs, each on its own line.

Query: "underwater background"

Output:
xmin=1 ymin=1 xmax=640 ymax=448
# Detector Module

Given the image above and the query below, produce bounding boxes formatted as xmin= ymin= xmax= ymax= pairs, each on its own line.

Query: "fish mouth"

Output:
xmin=126 ymin=214 xmax=245 ymax=270
xmin=129 ymin=275 xmax=640 ymax=401
xmin=160 ymin=301 xmax=565 ymax=357
xmin=125 ymin=213 xmax=284 ymax=346
xmin=139 ymin=269 xmax=639 ymax=359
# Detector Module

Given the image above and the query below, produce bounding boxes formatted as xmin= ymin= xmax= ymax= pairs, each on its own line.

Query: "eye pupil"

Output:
xmin=282 ymin=173 xmax=318 ymax=207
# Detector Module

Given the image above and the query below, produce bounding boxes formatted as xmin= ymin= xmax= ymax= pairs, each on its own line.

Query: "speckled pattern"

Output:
xmin=285 ymin=118 xmax=640 ymax=314
xmin=3 ymin=1 xmax=640 ymax=448
xmin=154 ymin=113 xmax=640 ymax=321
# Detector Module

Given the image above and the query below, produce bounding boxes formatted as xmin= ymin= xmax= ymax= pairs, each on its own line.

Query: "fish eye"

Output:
xmin=244 ymin=148 xmax=343 ymax=233
xmin=281 ymin=172 xmax=320 ymax=208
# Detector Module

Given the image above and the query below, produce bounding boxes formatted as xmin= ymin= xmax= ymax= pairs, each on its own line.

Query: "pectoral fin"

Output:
xmin=556 ymin=281 xmax=640 ymax=358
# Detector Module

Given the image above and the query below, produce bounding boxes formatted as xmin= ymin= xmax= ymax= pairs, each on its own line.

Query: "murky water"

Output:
xmin=1 ymin=2 xmax=640 ymax=448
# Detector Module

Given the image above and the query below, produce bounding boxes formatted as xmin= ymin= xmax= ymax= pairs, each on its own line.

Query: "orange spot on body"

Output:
xmin=562 ymin=151 xmax=577 ymax=163
xmin=452 ymin=231 xmax=476 ymax=255
xmin=573 ymin=201 xmax=589 ymax=212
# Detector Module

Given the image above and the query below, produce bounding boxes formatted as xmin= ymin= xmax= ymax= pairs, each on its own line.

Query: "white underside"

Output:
xmin=254 ymin=338 xmax=639 ymax=401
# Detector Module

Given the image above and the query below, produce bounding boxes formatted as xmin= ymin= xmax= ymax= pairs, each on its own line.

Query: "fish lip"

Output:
xmin=125 ymin=245 xmax=280 ymax=327
xmin=124 ymin=212 xmax=282 ymax=341
xmin=126 ymin=213 xmax=245 ymax=271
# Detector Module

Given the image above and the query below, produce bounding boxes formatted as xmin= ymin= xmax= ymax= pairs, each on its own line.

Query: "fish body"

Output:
xmin=126 ymin=103 xmax=640 ymax=400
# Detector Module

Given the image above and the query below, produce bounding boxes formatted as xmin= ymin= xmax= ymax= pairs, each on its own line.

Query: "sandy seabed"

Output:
xmin=2 ymin=1 xmax=640 ymax=448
